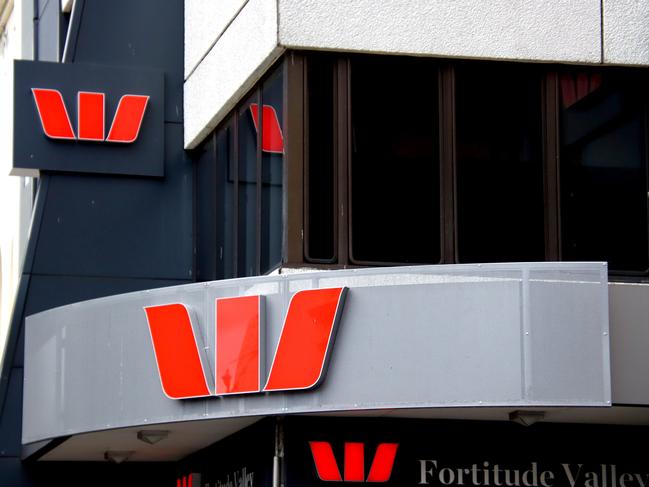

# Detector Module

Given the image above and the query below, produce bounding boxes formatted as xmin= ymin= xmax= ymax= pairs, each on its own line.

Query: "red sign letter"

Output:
xmin=77 ymin=91 xmax=105 ymax=141
xmin=264 ymin=287 xmax=347 ymax=392
xmin=106 ymin=94 xmax=149 ymax=143
xmin=144 ymin=304 xmax=211 ymax=399
xmin=32 ymin=88 xmax=75 ymax=140
xmin=215 ymin=295 xmax=262 ymax=395
xmin=310 ymin=441 xmax=343 ymax=481
xmin=309 ymin=442 xmax=398 ymax=483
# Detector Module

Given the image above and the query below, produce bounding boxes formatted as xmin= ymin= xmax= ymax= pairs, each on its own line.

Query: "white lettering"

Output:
xmin=505 ymin=468 xmax=521 ymax=486
xmin=634 ymin=474 xmax=649 ymax=487
xmin=440 ymin=467 xmax=456 ymax=485
xmin=540 ymin=470 xmax=555 ymax=487
xmin=420 ymin=460 xmax=438 ymax=485
xmin=620 ymin=473 xmax=634 ymax=487
xmin=563 ymin=464 xmax=585 ymax=487
xmin=585 ymin=471 xmax=600 ymax=487
xmin=522 ymin=462 xmax=539 ymax=487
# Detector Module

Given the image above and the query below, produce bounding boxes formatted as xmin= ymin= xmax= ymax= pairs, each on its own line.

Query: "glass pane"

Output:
xmin=456 ymin=61 xmax=544 ymax=263
xmin=560 ymin=69 xmax=648 ymax=272
xmin=350 ymin=55 xmax=440 ymax=264
xmin=260 ymin=65 xmax=284 ymax=274
xmin=195 ymin=133 xmax=217 ymax=281
xmin=216 ymin=121 xmax=235 ymax=279
xmin=306 ymin=54 xmax=336 ymax=262
xmin=238 ymin=92 xmax=259 ymax=277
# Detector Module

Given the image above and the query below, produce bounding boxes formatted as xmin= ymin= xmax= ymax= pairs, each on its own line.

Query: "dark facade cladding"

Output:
xmin=0 ymin=0 xmax=187 ymax=484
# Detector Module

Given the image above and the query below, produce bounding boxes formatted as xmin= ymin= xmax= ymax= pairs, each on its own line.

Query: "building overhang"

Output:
xmin=21 ymin=262 xmax=617 ymax=460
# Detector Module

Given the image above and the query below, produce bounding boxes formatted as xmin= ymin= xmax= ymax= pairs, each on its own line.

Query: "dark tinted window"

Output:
xmin=455 ymin=62 xmax=545 ymax=263
xmin=238 ymin=92 xmax=259 ymax=277
xmin=350 ymin=56 xmax=440 ymax=264
xmin=195 ymin=133 xmax=217 ymax=281
xmin=216 ymin=123 xmax=235 ymax=279
xmin=560 ymin=70 xmax=649 ymax=272
xmin=261 ymin=67 xmax=284 ymax=273
xmin=305 ymin=55 xmax=337 ymax=262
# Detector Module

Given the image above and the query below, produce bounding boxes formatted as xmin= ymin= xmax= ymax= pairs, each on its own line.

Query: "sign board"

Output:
xmin=13 ymin=60 xmax=164 ymax=176
xmin=177 ymin=420 xmax=274 ymax=487
xmin=284 ymin=418 xmax=649 ymax=487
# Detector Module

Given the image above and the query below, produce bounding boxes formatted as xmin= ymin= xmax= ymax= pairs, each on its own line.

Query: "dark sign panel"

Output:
xmin=284 ymin=418 xmax=649 ymax=487
xmin=13 ymin=60 xmax=164 ymax=176
xmin=177 ymin=420 xmax=275 ymax=487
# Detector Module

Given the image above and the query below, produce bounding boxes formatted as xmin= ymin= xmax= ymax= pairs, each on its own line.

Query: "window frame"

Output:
xmin=286 ymin=52 xmax=649 ymax=280
xmin=194 ymin=52 xmax=649 ymax=282
xmin=194 ymin=58 xmax=287 ymax=280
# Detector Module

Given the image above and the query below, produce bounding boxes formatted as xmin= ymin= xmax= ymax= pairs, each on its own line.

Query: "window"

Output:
xmin=194 ymin=53 xmax=649 ymax=281
xmin=559 ymin=69 xmax=649 ymax=273
xmin=293 ymin=53 xmax=649 ymax=278
xmin=349 ymin=55 xmax=440 ymax=264
xmin=455 ymin=62 xmax=544 ymax=263
xmin=194 ymin=62 xmax=284 ymax=280
xmin=304 ymin=54 xmax=337 ymax=263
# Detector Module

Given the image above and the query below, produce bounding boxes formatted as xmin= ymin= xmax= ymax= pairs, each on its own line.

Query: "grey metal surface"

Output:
xmin=23 ymin=263 xmax=610 ymax=444
xmin=609 ymin=282 xmax=649 ymax=405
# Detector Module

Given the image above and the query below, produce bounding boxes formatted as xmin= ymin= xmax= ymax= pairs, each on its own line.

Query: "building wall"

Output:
xmin=0 ymin=0 xmax=33 ymax=366
xmin=184 ymin=0 xmax=649 ymax=148
xmin=183 ymin=0 xmax=649 ymax=410
xmin=0 ymin=0 xmax=192 ymax=484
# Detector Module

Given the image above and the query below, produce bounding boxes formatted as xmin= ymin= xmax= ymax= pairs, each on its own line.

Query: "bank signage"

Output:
xmin=176 ymin=420 xmax=274 ymax=487
xmin=144 ymin=287 xmax=347 ymax=399
xmin=418 ymin=461 xmax=649 ymax=487
xmin=309 ymin=441 xmax=399 ymax=482
xmin=13 ymin=60 xmax=164 ymax=176
xmin=32 ymin=88 xmax=149 ymax=143
xmin=285 ymin=419 xmax=649 ymax=487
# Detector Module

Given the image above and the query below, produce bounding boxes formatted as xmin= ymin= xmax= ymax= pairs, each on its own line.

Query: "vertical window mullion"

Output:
xmin=211 ymin=133 xmax=218 ymax=277
xmin=285 ymin=52 xmax=305 ymax=266
xmin=336 ymin=56 xmax=350 ymax=266
xmin=543 ymin=70 xmax=561 ymax=261
xmin=645 ymin=97 xmax=649 ymax=269
xmin=256 ymin=86 xmax=263 ymax=275
xmin=232 ymin=112 xmax=239 ymax=277
xmin=439 ymin=64 xmax=457 ymax=264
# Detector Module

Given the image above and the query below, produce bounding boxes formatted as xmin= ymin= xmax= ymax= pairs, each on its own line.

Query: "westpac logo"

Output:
xmin=309 ymin=441 xmax=399 ymax=483
xmin=32 ymin=88 xmax=149 ymax=143
xmin=144 ymin=287 xmax=347 ymax=400
xmin=177 ymin=474 xmax=200 ymax=487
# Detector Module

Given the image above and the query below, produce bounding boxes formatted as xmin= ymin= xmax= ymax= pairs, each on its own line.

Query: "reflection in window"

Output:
xmin=195 ymin=62 xmax=284 ymax=280
xmin=217 ymin=123 xmax=235 ymax=279
xmin=238 ymin=92 xmax=258 ymax=277
xmin=195 ymin=132 xmax=218 ymax=280
xmin=560 ymin=70 xmax=649 ymax=271
xmin=260 ymin=67 xmax=284 ymax=274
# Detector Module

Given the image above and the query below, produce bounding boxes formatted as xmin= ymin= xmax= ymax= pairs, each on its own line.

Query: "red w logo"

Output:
xmin=144 ymin=287 xmax=347 ymax=400
xmin=249 ymin=103 xmax=284 ymax=153
xmin=309 ymin=442 xmax=399 ymax=483
xmin=177 ymin=474 xmax=200 ymax=487
xmin=31 ymin=88 xmax=149 ymax=143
